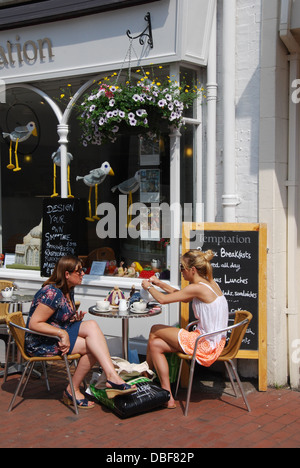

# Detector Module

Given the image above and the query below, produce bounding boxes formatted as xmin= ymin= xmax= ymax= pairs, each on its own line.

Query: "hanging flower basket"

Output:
xmin=78 ymin=75 xmax=201 ymax=147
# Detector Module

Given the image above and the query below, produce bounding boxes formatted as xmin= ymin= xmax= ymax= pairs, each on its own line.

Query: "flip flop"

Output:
xmin=105 ymin=380 xmax=137 ymax=399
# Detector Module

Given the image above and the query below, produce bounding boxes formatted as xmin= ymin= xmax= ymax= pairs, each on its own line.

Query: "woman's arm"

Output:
xmin=142 ymin=280 xmax=200 ymax=305
xmin=148 ymin=276 xmax=180 ymax=294
xmin=29 ymin=303 xmax=70 ymax=354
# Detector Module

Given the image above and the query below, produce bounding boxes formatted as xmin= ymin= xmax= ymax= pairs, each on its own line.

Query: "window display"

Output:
xmin=0 ymin=64 xmax=201 ymax=279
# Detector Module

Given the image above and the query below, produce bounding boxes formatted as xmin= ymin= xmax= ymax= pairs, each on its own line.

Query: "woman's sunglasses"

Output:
xmin=71 ymin=267 xmax=86 ymax=275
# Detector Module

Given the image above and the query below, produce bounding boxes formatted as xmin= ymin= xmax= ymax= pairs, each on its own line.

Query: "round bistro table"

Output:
xmin=0 ymin=289 xmax=36 ymax=378
xmin=0 ymin=290 xmax=36 ymax=312
xmin=89 ymin=304 xmax=162 ymax=361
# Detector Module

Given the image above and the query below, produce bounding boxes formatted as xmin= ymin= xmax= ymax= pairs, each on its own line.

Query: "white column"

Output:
xmin=169 ymin=125 xmax=181 ymax=323
xmin=169 ymin=127 xmax=181 ymax=285
xmin=57 ymin=124 xmax=69 ymax=199
xmin=280 ymin=0 xmax=300 ymax=389
xmin=286 ymin=55 xmax=300 ymax=388
xmin=222 ymin=0 xmax=240 ymax=221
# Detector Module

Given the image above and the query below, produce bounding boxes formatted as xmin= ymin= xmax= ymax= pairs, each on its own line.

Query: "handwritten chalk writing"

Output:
xmin=224 ymin=275 xmax=248 ymax=285
xmin=234 ymin=290 xmax=258 ymax=299
xmin=45 ymin=233 xmax=71 ymax=242
xmin=46 ymin=203 xmax=74 ymax=214
xmin=220 ymin=248 xmax=251 ymax=259
xmin=42 ymin=199 xmax=80 ymax=277
xmin=191 ymin=229 xmax=259 ymax=351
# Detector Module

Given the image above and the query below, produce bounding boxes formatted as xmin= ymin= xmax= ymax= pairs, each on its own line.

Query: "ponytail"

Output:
xmin=181 ymin=249 xmax=215 ymax=281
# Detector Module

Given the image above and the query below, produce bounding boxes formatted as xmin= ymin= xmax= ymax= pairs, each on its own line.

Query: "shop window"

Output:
xmin=0 ymin=63 xmax=201 ymax=275
xmin=0 ymin=86 xmax=57 ymax=255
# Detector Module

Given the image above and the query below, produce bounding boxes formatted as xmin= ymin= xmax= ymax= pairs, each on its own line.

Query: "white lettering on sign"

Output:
xmin=0 ymin=35 xmax=54 ymax=67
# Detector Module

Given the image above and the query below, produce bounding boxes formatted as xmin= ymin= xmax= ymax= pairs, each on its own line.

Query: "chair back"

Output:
xmin=0 ymin=281 xmax=14 ymax=324
xmin=0 ymin=281 xmax=14 ymax=290
xmin=219 ymin=310 xmax=253 ymax=361
xmin=6 ymin=312 xmax=27 ymax=360
xmin=86 ymin=247 xmax=115 ymax=268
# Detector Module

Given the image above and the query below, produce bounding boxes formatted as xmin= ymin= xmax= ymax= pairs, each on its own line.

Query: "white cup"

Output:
xmin=96 ymin=300 xmax=110 ymax=310
xmin=1 ymin=289 xmax=13 ymax=298
xmin=119 ymin=299 xmax=129 ymax=312
xmin=130 ymin=301 xmax=147 ymax=313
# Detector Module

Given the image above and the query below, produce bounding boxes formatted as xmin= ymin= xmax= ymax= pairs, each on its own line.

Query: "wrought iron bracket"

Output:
xmin=126 ymin=12 xmax=154 ymax=48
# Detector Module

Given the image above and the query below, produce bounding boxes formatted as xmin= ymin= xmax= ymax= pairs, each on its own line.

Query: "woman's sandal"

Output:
xmin=105 ymin=380 xmax=137 ymax=399
xmin=163 ymin=402 xmax=177 ymax=409
xmin=63 ymin=389 xmax=95 ymax=409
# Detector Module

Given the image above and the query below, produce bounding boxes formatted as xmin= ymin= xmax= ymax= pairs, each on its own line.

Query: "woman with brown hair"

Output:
xmin=141 ymin=249 xmax=229 ymax=409
xmin=25 ymin=255 xmax=136 ymax=409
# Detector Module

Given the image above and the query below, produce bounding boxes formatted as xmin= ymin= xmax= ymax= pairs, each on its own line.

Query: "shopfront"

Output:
xmin=0 ymin=0 xmax=215 ymax=355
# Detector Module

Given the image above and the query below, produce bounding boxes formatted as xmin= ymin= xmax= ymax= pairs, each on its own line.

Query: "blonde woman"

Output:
xmin=141 ymin=250 xmax=229 ymax=409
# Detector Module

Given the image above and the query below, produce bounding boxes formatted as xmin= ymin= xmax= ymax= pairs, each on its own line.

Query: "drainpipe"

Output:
xmin=222 ymin=0 xmax=240 ymax=221
xmin=279 ymin=0 xmax=300 ymax=388
xmin=206 ymin=0 xmax=217 ymax=222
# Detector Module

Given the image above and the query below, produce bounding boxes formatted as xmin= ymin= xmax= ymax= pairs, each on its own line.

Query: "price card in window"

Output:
xmin=89 ymin=261 xmax=106 ymax=276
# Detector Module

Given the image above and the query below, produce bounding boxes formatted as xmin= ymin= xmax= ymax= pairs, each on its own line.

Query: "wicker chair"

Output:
xmin=0 ymin=281 xmax=14 ymax=372
xmin=175 ymin=310 xmax=253 ymax=416
xmin=6 ymin=312 xmax=82 ymax=415
xmin=0 ymin=280 xmax=14 ymax=328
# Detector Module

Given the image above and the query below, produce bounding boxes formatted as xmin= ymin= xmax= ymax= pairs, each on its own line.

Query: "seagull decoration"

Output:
xmin=111 ymin=170 xmax=141 ymax=195
xmin=51 ymin=148 xmax=74 ymax=198
xmin=76 ymin=161 xmax=114 ymax=222
xmin=2 ymin=121 xmax=37 ymax=172
xmin=111 ymin=170 xmax=141 ymax=226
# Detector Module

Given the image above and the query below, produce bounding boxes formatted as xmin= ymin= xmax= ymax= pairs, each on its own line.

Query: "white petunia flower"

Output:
xmin=129 ymin=118 xmax=137 ymax=126
xmin=136 ymin=109 xmax=147 ymax=117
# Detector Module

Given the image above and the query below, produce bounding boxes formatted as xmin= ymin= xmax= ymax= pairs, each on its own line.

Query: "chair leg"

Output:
xmin=174 ymin=359 xmax=183 ymax=398
xmin=184 ymin=358 xmax=196 ymax=417
xmin=227 ymin=359 xmax=251 ymax=412
xmin=63 ymin=355 xmax=78 ymax=415
xmin=224 ymin=361 xmax=239 ymax=398
xmin=174 ymin=358 xmax=196 ymax=416
xmin=3 ymin=333 xmax=13 ymax=383
xmin=42 ymin=362 xmax=50 ymax=392
xmin=8 ymin=361 xmax=31 ymax=412
xmin=20 ymin=361 xmax=35 ymax=397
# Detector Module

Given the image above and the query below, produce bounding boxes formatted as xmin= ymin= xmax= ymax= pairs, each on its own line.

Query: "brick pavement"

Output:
xmin=1 ymin=363 xmax=300 ymax=449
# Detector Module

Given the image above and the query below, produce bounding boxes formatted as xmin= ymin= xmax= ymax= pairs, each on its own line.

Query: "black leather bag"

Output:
xmin=90 ymin=377 xmax=170 ymax=418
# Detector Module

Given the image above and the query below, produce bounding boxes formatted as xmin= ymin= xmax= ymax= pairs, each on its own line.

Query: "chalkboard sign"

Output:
xmin=182 ymin=223 xmax=267 ymax=391
xmin=41 ymin=198 xmax=81 ymax=277
xmin=189 ymin=229 xmax=259 ymax=350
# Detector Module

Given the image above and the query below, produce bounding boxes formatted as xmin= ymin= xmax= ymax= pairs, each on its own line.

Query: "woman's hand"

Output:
xmin=142 ymin=276 xmax=161 ymax=290
xmin=70 ymin=310 xmax=87 ymax=323
xmin=141 ymin=279 xmax=151 ymax=290
xmin=149 ymin=275 xmax=160 ymax=286
xmin=58 ymin=330 xmax=70 ymax=356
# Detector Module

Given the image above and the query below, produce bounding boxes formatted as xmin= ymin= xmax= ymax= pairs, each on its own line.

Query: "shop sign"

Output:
xmin=0 ymin=35 xmax=54 ymax=67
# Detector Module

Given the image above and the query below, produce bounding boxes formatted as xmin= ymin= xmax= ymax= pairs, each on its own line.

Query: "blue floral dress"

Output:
xmin=25 ymin=284 xmax=81 ymax=357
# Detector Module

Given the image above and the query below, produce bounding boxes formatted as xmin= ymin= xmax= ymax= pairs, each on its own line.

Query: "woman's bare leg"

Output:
xmin=71 ymin=320 xmax=134 ymax=390
xmin=66 ymin=347 xmax=96 ymax=406
xmin=147 ymin=325 xmax=182 ymax=408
